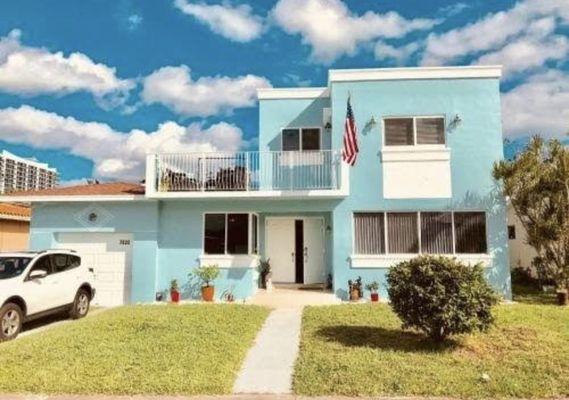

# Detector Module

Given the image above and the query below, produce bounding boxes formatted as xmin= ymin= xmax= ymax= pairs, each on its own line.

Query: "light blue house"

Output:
xmin=4 ymin=66 xmax=511 ymax=306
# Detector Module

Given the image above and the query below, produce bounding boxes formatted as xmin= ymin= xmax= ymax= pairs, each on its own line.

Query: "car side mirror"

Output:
xmin=29 ymin=270 xmax=47 ymax=280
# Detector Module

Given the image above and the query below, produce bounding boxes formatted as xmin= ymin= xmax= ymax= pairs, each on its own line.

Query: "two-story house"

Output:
xmin=2 ymin=66 xmax=511 ymax=307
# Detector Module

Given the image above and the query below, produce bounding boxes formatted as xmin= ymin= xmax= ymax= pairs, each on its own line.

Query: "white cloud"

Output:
xmin=422 ymin=0 xmax=569 ymax=66
xmin=374 ymin=41 xmax=419 ymax=64
xmin=0 ymin=29 xmax=134 ymax=106
xmin=439 ymin=2 xmax=470 ymax=17
xmin=502 ymin=70 xmax=569 ymax=138
xmin=271 ymin=0 xmax=438 ymax=63
xmin=0 ymin=105 xmax=246 ymax=180
xmin=473 ymin=17 xmax=569 ymax=77
xmin=141 ymin=65 xmax=271 ymax=117
xmin=174 ymin=0 xmax=264 ymax=42
xmin=127 ymin=14 xmax=143 ymax=31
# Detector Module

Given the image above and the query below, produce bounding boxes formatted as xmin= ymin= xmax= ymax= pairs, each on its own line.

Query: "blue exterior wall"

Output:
xmin=329 ymin=78 xmax=511 ymax=300
xmin=30 ymin=199 xmax=337 ymax=302
xmin=27 ymin=74 xmax=511 ymax=303
xmin=30 ymin=201 xmax=159 ymax=302
xmin=259 ymin=96 xmax=331 ymax=151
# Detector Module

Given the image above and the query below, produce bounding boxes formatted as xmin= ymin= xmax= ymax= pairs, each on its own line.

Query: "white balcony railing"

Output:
xmin=151 ymin=150 xmax=342 ymax=193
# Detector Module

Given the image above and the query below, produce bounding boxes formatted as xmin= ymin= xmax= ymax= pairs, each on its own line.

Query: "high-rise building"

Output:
xmin=0 ymin=150 xmax=58 ymax=194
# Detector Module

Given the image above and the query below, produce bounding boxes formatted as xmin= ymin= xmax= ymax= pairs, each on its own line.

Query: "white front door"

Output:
xmin=265 ymin=217 xmax=326 ymax=284
xmin=266 ymin=218 xmax=295 ymax=283
xmin=56 ymin=233 xmax=133 ymax=307
xmin=303 ymin=218 xmax=325 ymax=284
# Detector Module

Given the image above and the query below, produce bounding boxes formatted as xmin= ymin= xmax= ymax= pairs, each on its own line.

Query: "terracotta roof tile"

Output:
xmin=0 ymin=203 xmax=31 ymax=219
xmin=7 ymin=182 xmax=145 ymax=197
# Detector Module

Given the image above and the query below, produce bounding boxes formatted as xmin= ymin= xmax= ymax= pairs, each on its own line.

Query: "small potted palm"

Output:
xmin=366 ymin=281 xmax=380 ymax=302
xmin=193 ymin=264 xmax=220 ymax=302
xmin=170 ymin=279 xmax=180 ymax=303
xmin=258 ymin=259 xmax=271 ymax=289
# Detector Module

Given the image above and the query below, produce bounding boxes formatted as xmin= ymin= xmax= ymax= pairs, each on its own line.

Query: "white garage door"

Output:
xmin=56 ymin=233 xmax=133 ymax=307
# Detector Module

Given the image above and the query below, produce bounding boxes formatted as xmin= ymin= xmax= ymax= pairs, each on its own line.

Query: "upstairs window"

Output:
xmin=384 ymin=117 xmax=445 ymax=146
xmin=282 ymin=128 xmax=321 ymax=151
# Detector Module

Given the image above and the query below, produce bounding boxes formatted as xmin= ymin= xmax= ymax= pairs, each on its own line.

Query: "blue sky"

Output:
xmin=0 ymin=0 xmax=567 ymax=182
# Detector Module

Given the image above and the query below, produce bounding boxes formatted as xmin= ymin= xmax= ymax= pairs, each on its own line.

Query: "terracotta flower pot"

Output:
xmin=202 ymin=285 xmax=215 ymax=302
xmin=557 ymin=291 xmax=568 ymax=306
xmin=171 ymin=290 xmax=180 ymax=303
xmin=350 ymin=289 xmax=360 ymax=301
xmin=371 ymin=293 xmax=379 ymax=302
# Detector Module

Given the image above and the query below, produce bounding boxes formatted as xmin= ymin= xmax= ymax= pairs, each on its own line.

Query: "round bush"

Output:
xmin=386 ymin=255 xmax=499 ymax=341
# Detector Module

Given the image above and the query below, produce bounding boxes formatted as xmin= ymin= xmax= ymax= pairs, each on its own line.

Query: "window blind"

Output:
xmin=387 ymin=212 xmax=419 ymax=253
xmin=354 ymin=213 xmax=385 ymax=254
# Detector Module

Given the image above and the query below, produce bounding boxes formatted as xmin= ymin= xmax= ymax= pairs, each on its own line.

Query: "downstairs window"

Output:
xmin=353 ymin=211 xmax=487 ymax=255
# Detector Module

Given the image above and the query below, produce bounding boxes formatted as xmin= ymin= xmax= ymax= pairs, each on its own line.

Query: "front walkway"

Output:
xmin=247 ymin=286 xmax=341 ymax=308
xmin=233 ymin=308 xmax=302 ymax=394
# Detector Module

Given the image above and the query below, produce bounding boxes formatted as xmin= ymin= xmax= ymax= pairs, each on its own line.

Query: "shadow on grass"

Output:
xmin=512 ymin=284 xmax=557 ymax=305
xmin=316 ymin=325 xmax=460 ymax=353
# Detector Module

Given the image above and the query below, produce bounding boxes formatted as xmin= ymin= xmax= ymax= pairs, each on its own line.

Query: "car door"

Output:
xmin=21 ymin=255 xmax=55 ymax=315
xmin=49 ymin=254 xmax=80 ymax=307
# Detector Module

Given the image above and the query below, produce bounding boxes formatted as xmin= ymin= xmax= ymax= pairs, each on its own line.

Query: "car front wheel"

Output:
xmin=70 ymin=289 xmax=90 ymax=320
xmin=0 ymin=303 xmax=23 ymax=341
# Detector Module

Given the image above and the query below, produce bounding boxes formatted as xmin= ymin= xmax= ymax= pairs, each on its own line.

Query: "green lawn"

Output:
xmin=294 ymin=303 xmax=569 ymax=398
xmin=0 ymin=305 xmax=269 ymax=395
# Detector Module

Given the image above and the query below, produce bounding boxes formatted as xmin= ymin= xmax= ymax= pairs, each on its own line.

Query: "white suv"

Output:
xmin=0 ymin=250 xmax=96 ymax=341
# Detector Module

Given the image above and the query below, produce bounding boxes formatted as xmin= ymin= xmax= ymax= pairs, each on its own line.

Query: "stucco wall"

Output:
xmin=259 ymin=96 xmax=331 ymax=151
xmin=30 ymin=201 xmax=159 ymax=303
xmin=328 ymin=78 xmax=511 ymax=300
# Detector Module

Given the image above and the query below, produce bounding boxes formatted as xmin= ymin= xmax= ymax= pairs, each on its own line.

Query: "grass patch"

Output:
xmin=294 ymin=303 xmax=569 ymax=398
xmin=513 ymin=283 xmax=557 ymax=305
xmin=0 ymin=304 xmax=269 ymax=395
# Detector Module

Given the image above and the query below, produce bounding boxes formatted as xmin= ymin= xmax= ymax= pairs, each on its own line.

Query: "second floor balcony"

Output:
xmin=145 ymin=150 xmax=349 ymax=199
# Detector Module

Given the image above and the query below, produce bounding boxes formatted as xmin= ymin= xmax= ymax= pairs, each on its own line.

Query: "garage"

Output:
xmin=55 ymin=232 xmax=133 ymax=307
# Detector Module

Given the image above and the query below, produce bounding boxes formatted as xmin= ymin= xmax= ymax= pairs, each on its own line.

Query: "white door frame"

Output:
xmin=264 ymin=216 xmax=326 ymax=284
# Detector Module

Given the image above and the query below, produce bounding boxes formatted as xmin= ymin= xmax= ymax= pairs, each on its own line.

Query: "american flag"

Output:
xmin=342 ymin=96 xmax=359 ymax=166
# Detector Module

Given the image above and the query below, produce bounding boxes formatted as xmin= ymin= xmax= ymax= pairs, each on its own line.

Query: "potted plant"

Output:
xmin=170 ymin=279 xmax=180 ymax=303
xmin=366 ymin=281 xmax=380 ymax=302
xmin=258 ymin=259 xmax=271 ymax=289
xmin=193 ymin=264 xmax=220 ymax=302
xmin=348 ymin=277 xmax=362 ymax=301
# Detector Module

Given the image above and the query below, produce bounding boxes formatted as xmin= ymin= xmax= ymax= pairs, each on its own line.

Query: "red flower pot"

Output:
xmin=171 ymin=290 xmax=180 ymax=303
xmin=371 ymin=293 xmax=379 ymax=302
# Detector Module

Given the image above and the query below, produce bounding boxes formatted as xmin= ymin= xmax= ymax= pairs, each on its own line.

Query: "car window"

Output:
xmin=28 ymin=255 xmax=52 ymax=277
xmin=0 ymin=257 xmax=32 ymax=280
xmin=51 ymin=254 xmax=69 ymax=273
xmin=69 ymin=255 xmax=81 ymax=269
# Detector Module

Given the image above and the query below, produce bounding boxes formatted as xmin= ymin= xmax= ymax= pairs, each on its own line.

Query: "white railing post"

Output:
xmin=245 ymin=153 xmax=250 ymax=191
xmin=201 ymin=153 xmax=206 ymax=191
xmin=145 ymin=154 xmax=157 ymax=197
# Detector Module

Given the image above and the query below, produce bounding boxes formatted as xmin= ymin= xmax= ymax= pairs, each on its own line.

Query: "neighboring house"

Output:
xmin=0 ymin=150 xmax=58 ymax=194
xmin=0 ymin=203 xmax=30 ymax=251
xmin=507 ymin=204 xmax=537 ymax=271
xmin=0 ymin=66 xmax=512 ymax=306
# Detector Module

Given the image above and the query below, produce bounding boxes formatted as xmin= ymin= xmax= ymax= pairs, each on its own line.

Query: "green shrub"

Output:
xmin=193 ymin=264 xmax=220 ymax=287
xmin=386 ymin=255 xmax=499 ymax=341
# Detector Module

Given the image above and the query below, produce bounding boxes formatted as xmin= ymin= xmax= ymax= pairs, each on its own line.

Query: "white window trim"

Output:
xmin=382 ymin=115 xmax=446 ymax=148
xmin=202 ymin=212 xmax=259 ymax=256
xmin=281 ymin=127 xmax=322 ymax=151
xmin=351 ymin=210 xmax=489 ymax=260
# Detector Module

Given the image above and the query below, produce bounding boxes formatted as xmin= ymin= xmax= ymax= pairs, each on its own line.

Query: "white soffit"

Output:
xmin=329 ymin=65 xmax=502 ymax=82
xmin=257 ymin=87 xmax=330 ymax=100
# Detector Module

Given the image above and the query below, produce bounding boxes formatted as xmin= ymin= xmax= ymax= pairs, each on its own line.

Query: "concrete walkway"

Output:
xmin=247 ymin=287 xmax=340 ymax=308
xmin=233 ymin=307 xmax=303 ymax=394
